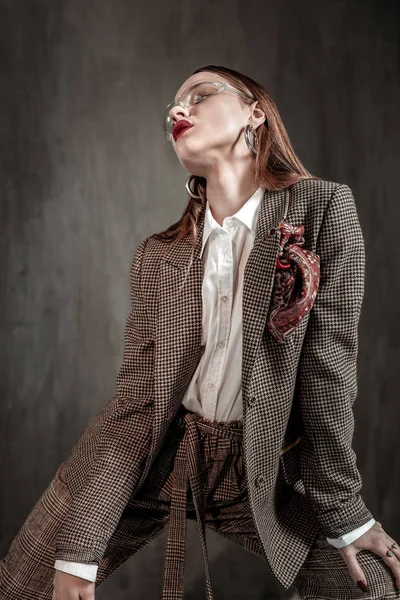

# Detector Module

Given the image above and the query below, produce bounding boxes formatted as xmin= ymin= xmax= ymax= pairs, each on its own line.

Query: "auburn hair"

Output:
xmin=153 ymin=64 xmax=320 ymax=265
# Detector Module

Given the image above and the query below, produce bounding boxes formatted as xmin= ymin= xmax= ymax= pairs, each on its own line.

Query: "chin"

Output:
xmin=176 ymin=140 xmax=208 ymax=169
xmin=175 ymin=132 xmax=219 ymax=171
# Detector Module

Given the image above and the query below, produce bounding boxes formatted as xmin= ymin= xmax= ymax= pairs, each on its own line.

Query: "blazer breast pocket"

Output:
xmin=279 ymin=437 xmax=302 ymax=485
xmin=267 ymin=221 xmax=320 ymax=344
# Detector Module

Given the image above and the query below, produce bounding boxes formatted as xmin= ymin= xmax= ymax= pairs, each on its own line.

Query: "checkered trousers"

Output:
xmin=0 ymin=405 xmax=267 ymax=599
xmin=293 ymin=533 xmax=400 ymax=599
xmin=1 ymin=403 xmax=399 ymax=599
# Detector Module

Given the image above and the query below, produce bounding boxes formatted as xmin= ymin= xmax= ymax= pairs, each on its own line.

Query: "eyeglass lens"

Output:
xmin=164 ymin=82 xmax=220 ymax=137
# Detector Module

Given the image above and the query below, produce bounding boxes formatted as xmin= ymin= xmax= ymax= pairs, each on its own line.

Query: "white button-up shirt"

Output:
xmin=180 ymin=183 xmax=264 ymax=422
xmin=54 ymin=185 xmax=374 ymax=581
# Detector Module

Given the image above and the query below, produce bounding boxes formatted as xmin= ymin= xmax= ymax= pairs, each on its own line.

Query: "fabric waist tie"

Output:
xmin=162 ymin=407 xmax=243 ymax=600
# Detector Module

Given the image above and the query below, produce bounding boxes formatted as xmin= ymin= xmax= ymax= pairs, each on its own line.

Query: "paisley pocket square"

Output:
xmin=267 ymin=221 xmax=320 ymax=343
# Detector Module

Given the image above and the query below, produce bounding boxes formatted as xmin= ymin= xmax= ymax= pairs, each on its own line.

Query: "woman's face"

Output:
xmin=168 ymin=72 xmax=256 ymax=174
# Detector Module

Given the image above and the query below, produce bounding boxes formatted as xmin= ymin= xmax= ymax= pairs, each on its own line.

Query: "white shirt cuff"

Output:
xmin=54 ymin=560 xmax=98 ymax=582
xmin=326 ymin=518 xmax=376 ymax=548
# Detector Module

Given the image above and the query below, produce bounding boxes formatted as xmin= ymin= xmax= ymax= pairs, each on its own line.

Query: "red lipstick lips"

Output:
xmin=172 ymin=119 xmax=193 ymax=141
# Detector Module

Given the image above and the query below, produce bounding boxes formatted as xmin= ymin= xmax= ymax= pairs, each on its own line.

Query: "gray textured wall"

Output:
xmin=1 ymin=1 xmax=399 ymax=598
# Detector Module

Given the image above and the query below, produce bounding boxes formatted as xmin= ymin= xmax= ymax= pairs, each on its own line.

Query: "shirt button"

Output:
xmin=221 ymin=296 xmax=229 ymax=303
xmin=248 ymin=396 xmax=257 ymax=406
xmin=208 ymin=383 xmax=215 ymax=390
xmin=218 ymin=341 xmax=225 ymax=348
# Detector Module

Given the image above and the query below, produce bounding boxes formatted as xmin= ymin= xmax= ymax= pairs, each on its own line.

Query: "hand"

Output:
xmin=52 ymin=569 xmax=95 ymax=600
xmin=338 ymin=521 xmax=400 ymax=592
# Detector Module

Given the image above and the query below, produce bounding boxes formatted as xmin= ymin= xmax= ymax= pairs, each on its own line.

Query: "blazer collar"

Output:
xmin=163 ymin=185 xmax=289 ymax=269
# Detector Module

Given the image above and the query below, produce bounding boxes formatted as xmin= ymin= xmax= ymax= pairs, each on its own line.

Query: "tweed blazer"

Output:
xmin=53 ymin=178 xmax=374 ymax=590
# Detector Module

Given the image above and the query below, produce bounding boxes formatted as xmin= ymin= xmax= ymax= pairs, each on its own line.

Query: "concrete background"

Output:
xmin=1 ymin=1 xmax=399 ymax=598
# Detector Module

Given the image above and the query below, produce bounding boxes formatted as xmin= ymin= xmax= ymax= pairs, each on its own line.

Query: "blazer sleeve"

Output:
xmin=296 ymin=183 xmax=374 ymax=539
xmin=54 ymin=236 xmax=155 ymax=564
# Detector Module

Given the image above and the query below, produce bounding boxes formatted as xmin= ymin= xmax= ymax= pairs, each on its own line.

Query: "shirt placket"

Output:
xmin=203 ymin=225 xmax=233 ymax=421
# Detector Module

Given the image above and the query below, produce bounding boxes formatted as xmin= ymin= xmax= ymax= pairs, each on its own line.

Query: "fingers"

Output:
xmin=384 ymin=536 xmax=400 ymax=560
xmin=341 ymin=523 xmax=400 ymax=593
xmin=378 ymin=537 xmax=400 ymax=591
xmin=340 ymin=550 xmax=370 ymax=592
xmin=373 ymin=523 xmax=400 ymax=590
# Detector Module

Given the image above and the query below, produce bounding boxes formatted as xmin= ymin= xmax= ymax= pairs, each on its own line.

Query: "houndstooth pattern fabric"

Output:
xmin=293 ymin=532 xmax=400 ymax=599
xmin=160 ymin=405 xmax=255 ymax=600
xmin=0 ymin=403 xmax=268 ymax=599
xmin=0 ymin=178 xmax=382 ymax=595
xmin=1 ymin=405 xmax=398 ymax=599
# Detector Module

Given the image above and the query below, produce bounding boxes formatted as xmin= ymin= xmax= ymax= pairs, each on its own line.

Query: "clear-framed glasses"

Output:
xmin=163 ymin=80 xmax=255 ymax=141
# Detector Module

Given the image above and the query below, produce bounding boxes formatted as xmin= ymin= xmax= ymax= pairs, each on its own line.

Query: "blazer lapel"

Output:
xmin=242 ymin=187 xmax=288 ymax=400
xmin=149 ymin=186 xmax=288 ymax=462
xmin=149 ymin=208 xmax=206 ymax=462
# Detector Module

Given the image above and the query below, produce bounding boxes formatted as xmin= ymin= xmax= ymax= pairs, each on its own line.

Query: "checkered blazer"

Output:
xmin=53 ymin=178 xmax=374 ymax=589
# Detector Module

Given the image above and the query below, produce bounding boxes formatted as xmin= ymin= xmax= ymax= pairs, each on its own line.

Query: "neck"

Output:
xmin=202 ymin=161 xmax=258 ymax=227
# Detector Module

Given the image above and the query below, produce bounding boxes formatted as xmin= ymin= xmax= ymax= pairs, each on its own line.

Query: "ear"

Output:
xmin=250 ymin=100 xmax=266 ymax=128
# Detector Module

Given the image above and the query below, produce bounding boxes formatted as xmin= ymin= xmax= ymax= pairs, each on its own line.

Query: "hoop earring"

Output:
xmin=244 ymin=123 xmax=259 ymax=155
xmin=185 ymin=175 xmax=203 ymax=199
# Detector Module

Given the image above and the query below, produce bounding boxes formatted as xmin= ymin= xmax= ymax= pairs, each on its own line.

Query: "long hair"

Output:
xmin=153 ymin=64 xmax=320 ymax=266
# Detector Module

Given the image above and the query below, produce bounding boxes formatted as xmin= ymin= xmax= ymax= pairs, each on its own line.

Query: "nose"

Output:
xmin=169 ymin=103 xmax=190 ymax=124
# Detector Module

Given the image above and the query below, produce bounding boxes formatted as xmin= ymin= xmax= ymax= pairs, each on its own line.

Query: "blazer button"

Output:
xmin=248 ymin=395 xmax=257 ymax=406
xmin=254 ymin=475 xmax=265 ymax=489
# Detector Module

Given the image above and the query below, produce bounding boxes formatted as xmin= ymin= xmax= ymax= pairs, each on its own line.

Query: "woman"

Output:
xmin=0 ymin=65 xmax=399 ymax=600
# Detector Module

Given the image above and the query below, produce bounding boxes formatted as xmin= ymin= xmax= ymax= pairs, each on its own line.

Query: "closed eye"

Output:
xmin=193 ymin=94 xmax=211 ymax=103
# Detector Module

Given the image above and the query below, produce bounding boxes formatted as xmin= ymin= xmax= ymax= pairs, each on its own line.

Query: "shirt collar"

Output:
xmin=200 ymin=186 xmax=265 ymax=258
